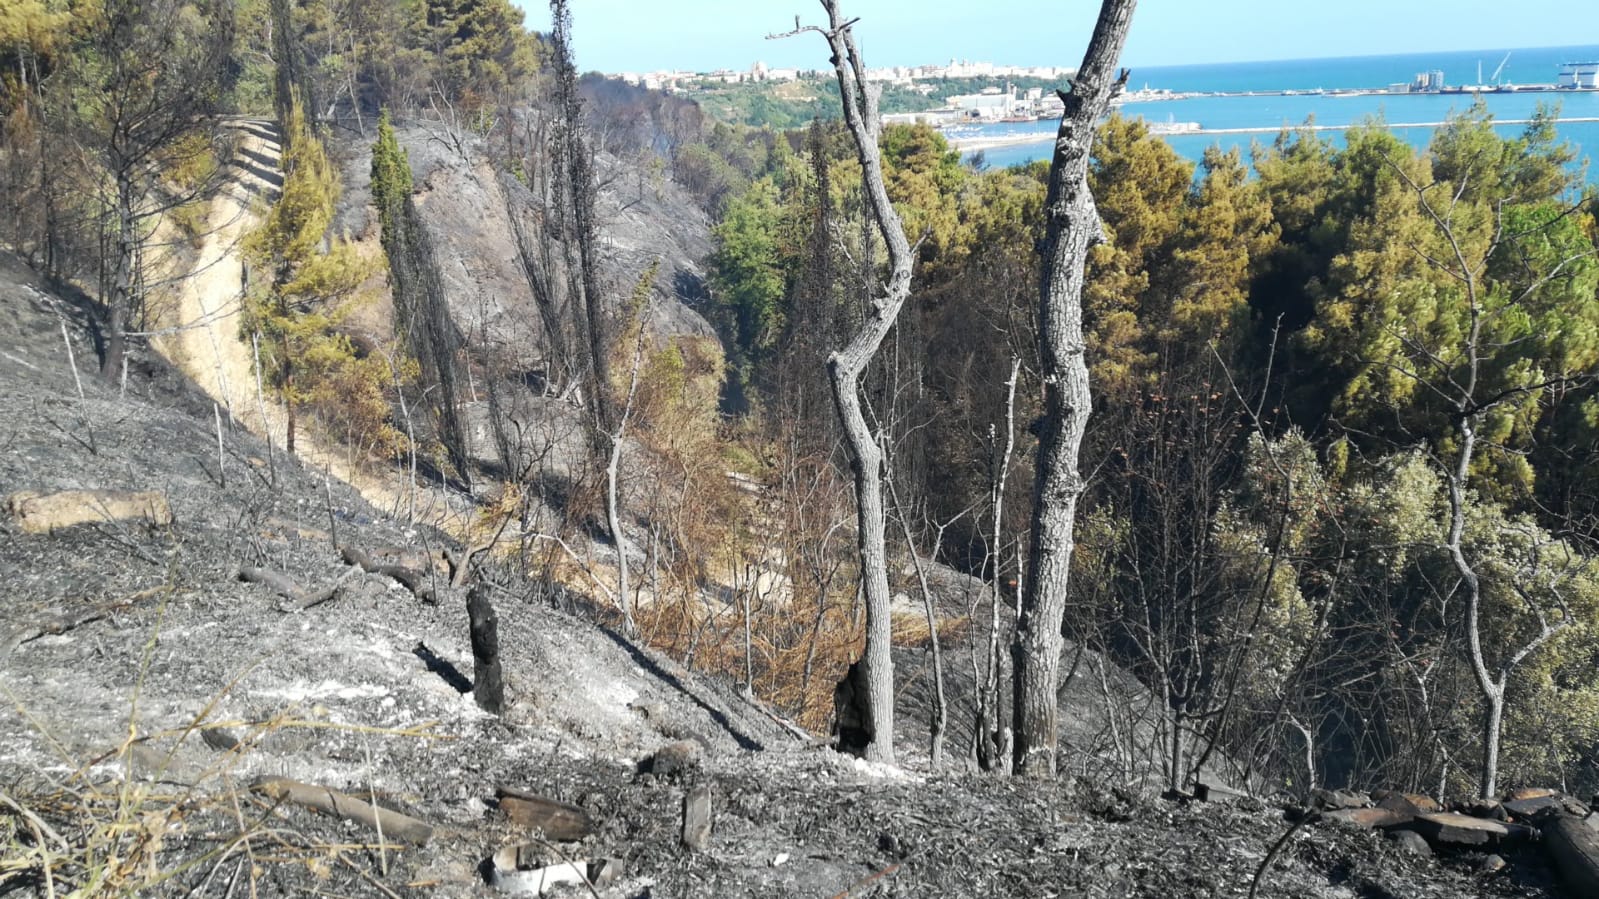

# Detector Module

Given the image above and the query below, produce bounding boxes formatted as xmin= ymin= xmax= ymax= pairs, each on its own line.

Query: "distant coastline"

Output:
xmin=956 ymin=45 xmax=1599 ymax=180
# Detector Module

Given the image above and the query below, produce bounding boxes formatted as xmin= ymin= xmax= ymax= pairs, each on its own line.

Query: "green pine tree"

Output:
xmin=245 ymin=99 xmax=377 ymax=453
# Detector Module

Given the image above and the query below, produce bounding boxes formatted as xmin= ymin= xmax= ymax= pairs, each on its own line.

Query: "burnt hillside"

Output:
xmin=0 ymin=253 xmax=1573 ymax=897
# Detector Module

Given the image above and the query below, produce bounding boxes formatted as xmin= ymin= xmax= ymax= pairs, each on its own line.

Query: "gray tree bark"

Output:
xmin=978 ymin=358 xmax=1020 ymax=773
xmin=1011 ymin=0 xmax=1138 ymax=778
xmin=779 ymin=0 xmax=917 ymax=765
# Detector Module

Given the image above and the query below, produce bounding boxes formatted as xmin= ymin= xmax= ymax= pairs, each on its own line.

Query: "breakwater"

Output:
xmin=949 ymin=116 xmax=1599 ymax=153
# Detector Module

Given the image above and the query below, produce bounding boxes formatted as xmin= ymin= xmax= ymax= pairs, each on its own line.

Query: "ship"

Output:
xmin=1558 ymin=62 xmax=1599 ymax=89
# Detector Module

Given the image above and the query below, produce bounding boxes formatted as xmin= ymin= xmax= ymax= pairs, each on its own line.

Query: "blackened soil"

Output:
xmin=0 ymin=255 xmax=1563 ymax=897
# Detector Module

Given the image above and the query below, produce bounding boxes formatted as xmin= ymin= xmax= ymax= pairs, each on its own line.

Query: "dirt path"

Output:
xmin=155 ymin=119 xmax=276 ymax=429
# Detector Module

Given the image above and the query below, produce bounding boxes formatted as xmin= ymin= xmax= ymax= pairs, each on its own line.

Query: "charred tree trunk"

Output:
xmin=1011 ymin=0 xmax=1137 ymax=778
xmin=269 ymin=0 xmax=315 ymax=131
xmin=549 ymin=0 xmax=612 ymax=447
xmin=468 ymin=585 xmax=505 ymax=715
xmin=281 ymin=327 xmax=297 ymax=453
xmin=102 ymin=172 xmax=138 ymax=381
xmin=378 ymin=193 xmax=471 ymax=485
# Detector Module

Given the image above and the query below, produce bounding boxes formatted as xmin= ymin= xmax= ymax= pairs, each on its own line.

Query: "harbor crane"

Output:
xmin=1476 ymin=52 xmax=1513 ymax=88
xmin=1491 ymin=51 xmax=1511 ymax=85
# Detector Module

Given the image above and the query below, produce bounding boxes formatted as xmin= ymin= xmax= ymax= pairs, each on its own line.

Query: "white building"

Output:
xmin=946 ymin=59 xmax=996 ymax=78
xmin=947 ymin=84 xmax=1025 ymax=120
xmin=882 ymin=110 xmax=963 ymax=127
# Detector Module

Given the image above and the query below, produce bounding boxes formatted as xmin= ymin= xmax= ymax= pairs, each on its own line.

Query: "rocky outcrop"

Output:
xmin=328 ymin=117 xmax=721 ymax=488
xmin=332 ymin=119 xmax=716 ymax=375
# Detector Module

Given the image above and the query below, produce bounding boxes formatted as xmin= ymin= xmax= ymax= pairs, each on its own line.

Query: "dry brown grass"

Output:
xmin=635 ymin=589 xmax=862 ymax=734
xmin=891 ymin=612 xmax=972 ymax=650
xmin=0 ymin=710 xmax=443 ymax=897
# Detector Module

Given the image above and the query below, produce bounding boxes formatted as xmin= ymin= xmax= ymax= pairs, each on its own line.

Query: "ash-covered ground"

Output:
xmin=0 ymin=254 xmax=1564 ymax=897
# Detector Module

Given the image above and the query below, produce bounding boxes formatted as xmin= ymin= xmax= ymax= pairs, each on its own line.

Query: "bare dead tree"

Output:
xmin=1011 ymin=0 xmax=1138 ymax=778
xmin=886 ymin=466 xmax=966 ymax=770
xmin=605 ymin=262 xmax=660 ymax=637
xmin=1379 ymin=153 xmax=1594 ymax=799
xmin=978 ymin=356 xmax=1021 ymax=772
xmin=770 ymin=1 xmax=917 ymax=764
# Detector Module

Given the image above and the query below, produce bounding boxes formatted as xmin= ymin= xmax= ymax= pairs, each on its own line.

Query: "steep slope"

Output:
xmin=0 ymin=252 xmax=801 ymax=895
xmin=330 ymin=120 xmax=715 ymax=372
xmin=152 ymin=119 xmax=481 ymax=531
xmin=1 ymin=258 xmax=1569 ymax=898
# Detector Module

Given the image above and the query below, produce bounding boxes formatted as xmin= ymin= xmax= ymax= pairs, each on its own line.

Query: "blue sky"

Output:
xmin=511 ymin=1 xmax=1583 ymax=74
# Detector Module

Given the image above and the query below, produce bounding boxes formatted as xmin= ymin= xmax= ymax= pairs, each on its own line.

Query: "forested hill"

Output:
xmin=4 ymin=0 xmax=1599 ymax=895
xmin=704 ymin=101 xmax=1599 ymax=785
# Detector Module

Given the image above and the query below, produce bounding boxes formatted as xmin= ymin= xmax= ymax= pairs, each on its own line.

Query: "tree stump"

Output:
xmin=468 ymin=585 xmax=504 ymax=715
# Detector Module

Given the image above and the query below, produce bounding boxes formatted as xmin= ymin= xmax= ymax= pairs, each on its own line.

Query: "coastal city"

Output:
xmin=606 ymin=58 xmax=1076 ymax=92
xmin=608 ymin=57 xmax=1599 ymax=128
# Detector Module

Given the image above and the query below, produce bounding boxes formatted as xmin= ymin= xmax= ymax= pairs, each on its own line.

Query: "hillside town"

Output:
xmin=608 ymin=58 xmax=1073 ymax=92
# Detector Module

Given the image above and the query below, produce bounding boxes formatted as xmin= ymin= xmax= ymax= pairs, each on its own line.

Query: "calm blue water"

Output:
xmin=970 ymin=45 xmax=1599 ymax=184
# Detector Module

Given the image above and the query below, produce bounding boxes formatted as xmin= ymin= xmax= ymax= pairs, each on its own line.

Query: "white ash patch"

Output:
xmin=254 ymin=680 xmax=391 ymax=702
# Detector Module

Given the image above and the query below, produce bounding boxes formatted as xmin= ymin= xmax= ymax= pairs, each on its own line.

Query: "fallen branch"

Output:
xmin=3 ymin=609 xmax=113 ymax=660
xmin=830 ymin=862 xmax=901 ymax=899
xmin=744 ymin=692 xmax=815 ymax=742
xmin=8 ymin=489 xmax=172 ymax=534
xmin=529 ymin=533 xmax=615 ymax=604
xmin=1249 ymin=810 xmax=1316 ymax=899
xmin=496 ymin=787 xmax=594 ymax=841
xmin=237 ymin=566 xmax=352 ymax=612
xmin=238 ymin=566 xmax=305 ymax=598
xmin=250 ymin=776 xmax=434 ymax=845
xmin=341 ymin=545 xmax=439 ymax=604
xmin=2 ymin=588 xmax=164 ymax=659
xmin=364 ymin=545 xmax=436 ymax=571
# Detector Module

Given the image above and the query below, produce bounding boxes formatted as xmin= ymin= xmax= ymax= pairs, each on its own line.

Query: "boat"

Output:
xmin=1558 ymin=62 xmax=1599 ymax=89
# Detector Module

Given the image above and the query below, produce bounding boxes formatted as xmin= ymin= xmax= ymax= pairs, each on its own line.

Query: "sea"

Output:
xmin=965 ymin=44 xmax=1599 ymax=185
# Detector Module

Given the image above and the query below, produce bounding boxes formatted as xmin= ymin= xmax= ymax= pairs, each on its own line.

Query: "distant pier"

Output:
xmin=948 ymin=117 xmax=1599 ymax=153
xmin=1117 ymin=83 xmax=1599 ymax=104
xmin=1190 ymin=116 xmax=1599 ymax=135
